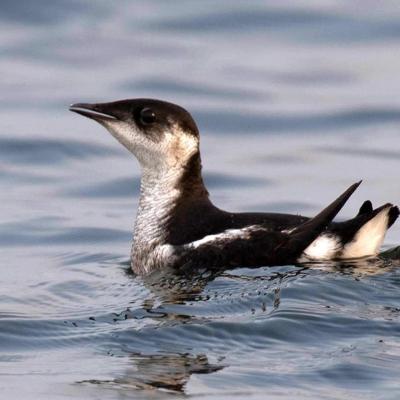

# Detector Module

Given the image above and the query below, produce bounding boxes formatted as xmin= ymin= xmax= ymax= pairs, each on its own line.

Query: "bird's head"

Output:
xmin=70 ymin=98 xmax=200 ymax=173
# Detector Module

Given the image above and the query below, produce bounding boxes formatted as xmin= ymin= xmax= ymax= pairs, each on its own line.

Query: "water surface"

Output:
xmin=1 ymin=1 xmax=400 ymax=399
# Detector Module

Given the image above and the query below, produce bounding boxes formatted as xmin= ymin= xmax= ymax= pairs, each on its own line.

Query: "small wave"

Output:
xmin=0 ymin=137 xmax=120 ymax=166
xmin=194 ymin=107 xmax=400 ymax=134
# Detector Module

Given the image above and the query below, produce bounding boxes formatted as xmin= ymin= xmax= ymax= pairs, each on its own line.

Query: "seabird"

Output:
xmin=70 ymin=99 xmax=399 ymax=275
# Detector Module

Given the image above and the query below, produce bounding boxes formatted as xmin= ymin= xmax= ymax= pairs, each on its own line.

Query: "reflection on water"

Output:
xmin=82 ymin=353 xmax=223 ymax=393
xmin=80 ymin=257 xmax=398 ymax=395
xmin=2 ymin=1 xmax=400 ymax=399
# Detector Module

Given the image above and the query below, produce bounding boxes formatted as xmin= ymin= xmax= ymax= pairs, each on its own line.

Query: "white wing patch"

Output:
xmin=186 ymin=225 xmax=262 ymax=249
xmin=340 ymin=207 xmax=390 ymax=259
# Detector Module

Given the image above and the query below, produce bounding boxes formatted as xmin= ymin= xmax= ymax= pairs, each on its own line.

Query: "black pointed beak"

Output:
xmin=69 ymin=102 xmax=119 ymax=122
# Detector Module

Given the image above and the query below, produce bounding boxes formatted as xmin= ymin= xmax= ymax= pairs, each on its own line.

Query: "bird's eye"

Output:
xmin=139 ymin=108 xmax=156 ymax=125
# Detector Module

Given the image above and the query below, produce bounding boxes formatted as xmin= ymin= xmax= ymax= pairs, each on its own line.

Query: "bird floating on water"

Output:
xmin=70 ymin=99 xmax=399 ymax=275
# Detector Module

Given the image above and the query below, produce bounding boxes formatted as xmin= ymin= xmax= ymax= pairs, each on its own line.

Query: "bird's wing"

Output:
xmin=175 ymin=182 xmax=361 ymax=272
xmin=278 ymin=181 xmax=362 ymax=259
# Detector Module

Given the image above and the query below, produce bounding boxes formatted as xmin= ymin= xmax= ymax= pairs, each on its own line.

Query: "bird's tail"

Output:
xmin=338 ymin=202 xmax=399 ymax=259
xmin=277 ymin=181 xmax=361 ymax=260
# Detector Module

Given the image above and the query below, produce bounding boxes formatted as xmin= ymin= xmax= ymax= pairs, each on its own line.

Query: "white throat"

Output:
xmin=131 ymin=165 xmax=184 ymax=270
xmin=102 ymin=120 xmax=201 ymax=272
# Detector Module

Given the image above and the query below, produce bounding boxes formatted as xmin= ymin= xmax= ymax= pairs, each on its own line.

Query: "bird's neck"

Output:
xmin=131 ymin=152 xmax=210 ymax=269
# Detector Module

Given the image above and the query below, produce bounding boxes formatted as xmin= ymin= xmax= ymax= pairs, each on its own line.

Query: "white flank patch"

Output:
xmin=157 ymin=244 xmax=176 ymax=259
xmin=340 ymin=207 xmax=390 ymax=259
xmin=300 ymin=234 xmax=341 ymax=261
xmin=187 ymin=226 xmax=260 ymax=249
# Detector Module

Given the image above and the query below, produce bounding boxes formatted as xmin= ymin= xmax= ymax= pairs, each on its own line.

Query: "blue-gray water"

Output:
xmin=1 ymin=1 xmax=400 ymax=399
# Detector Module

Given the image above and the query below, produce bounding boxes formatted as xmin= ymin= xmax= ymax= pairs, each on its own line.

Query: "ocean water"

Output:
xmin=1 ymin=1 xmax=400 ymax=399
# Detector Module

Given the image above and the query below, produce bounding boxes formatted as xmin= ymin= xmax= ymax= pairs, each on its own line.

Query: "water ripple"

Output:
xmin=2 ymin=1 xmax=400 ymax=398
xmin=125 ymin=78 xmax=265 ymax=100
xmin=195 ymin=107 xmax=400 ymax=134
xmin=0 ymin=137 xmax=120 ymax=165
